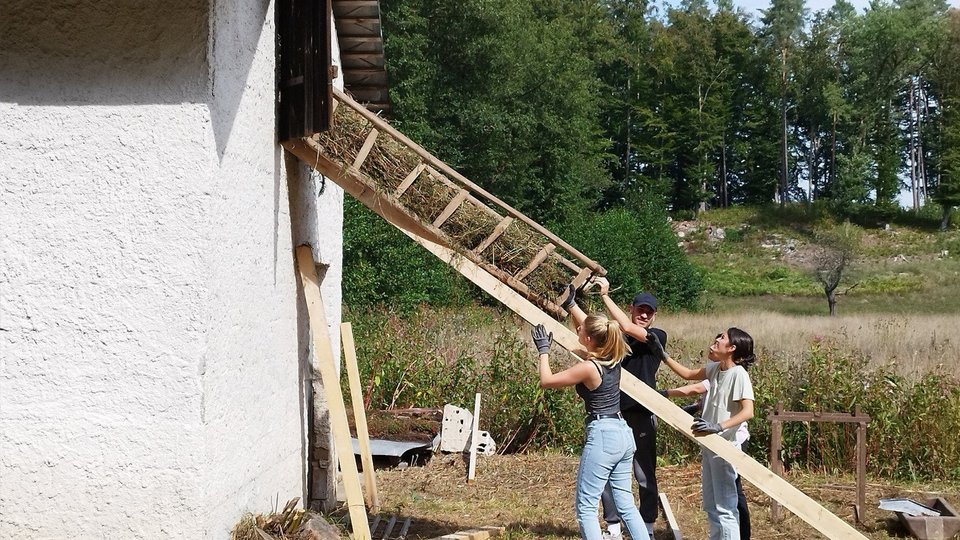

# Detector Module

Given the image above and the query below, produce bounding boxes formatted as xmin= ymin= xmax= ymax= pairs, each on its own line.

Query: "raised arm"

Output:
xmin=532 ymin=324 xmax=599 ymax=389
xmin=662 ymin=354 xmax=706 ymax=381
xmin=661 ymin=381 xmax=707 ymax=398
xmin=594 ymin=278 xmax=649 ymax=341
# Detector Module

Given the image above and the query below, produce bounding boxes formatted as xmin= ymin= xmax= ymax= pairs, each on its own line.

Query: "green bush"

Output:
xmin=656 ymin=341 xmax=960 ymax=481
xmin=559 ymin=206 xmax=704 ymax=311
xmin=347 ymin=305 xmax=586 ymax=453
xmin=342 ymin=198 xmax=473 ymax=311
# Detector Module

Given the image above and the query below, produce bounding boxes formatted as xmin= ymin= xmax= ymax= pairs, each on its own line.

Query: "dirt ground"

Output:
xmin=364 ymin=452 xmax=960 ymax=539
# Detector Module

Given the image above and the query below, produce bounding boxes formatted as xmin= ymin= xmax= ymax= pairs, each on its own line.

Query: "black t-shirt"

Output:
xmin=619 ymin=327 xmax=667 ymax=415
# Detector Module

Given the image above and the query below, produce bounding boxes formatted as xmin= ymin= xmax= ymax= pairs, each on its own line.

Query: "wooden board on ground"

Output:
xmin=395 ymin=229 xmax=869 ymax=540
xmin=341 ymin=322 xmax=380 ymax=514
xmin=428 ymin=526 xmax=505 ymax=540
xmin=295 ymin=246 xmax=371 ymax=540
xmin=467 ymin=392 xmax=481 ymax=483
xmin=659 ymin=493 xmax=683 ymax=540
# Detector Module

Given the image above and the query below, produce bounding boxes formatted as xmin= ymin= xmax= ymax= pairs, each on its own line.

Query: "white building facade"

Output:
xmin=0 ymin=1 xmax=343 ymax=537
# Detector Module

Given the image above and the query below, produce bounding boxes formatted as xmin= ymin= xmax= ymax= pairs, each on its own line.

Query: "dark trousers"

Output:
xmin=601 ymin=411 xmax=658 ymax=524
xmin=736 ymin=474 xmax=750 ymax=540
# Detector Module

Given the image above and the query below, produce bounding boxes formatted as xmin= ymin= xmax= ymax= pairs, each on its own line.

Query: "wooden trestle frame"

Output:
xmin=283 ymin=92 xmax=870 ymax=540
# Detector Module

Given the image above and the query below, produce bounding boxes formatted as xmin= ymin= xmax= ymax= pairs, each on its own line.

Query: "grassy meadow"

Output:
xmin=346 ymin=207 xmax=960 ymax=482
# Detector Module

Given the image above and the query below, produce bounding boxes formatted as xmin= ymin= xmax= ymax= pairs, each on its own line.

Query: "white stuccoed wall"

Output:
xmin=0 ymin=0 xmax=343 ymax=538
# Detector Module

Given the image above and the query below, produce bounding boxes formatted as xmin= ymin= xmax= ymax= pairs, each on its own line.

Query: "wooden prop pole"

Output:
xmin=467 ymin=392 xmax=481 ymax=483
xmin=341 ymin=322 xmax=380 ymax=514
xmin=295 ymin=246 xmax=371 ymax=539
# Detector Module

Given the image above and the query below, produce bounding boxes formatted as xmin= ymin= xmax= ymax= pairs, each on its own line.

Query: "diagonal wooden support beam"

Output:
xmin=398 ymin=228 xmax=869 ymax=540
xmin=295 ymin=246 xmax=371 ymax=540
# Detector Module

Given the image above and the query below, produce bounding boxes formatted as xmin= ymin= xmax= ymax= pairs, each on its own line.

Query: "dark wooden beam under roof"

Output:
xmin=333 ymin=0 xmax=391 ymax=116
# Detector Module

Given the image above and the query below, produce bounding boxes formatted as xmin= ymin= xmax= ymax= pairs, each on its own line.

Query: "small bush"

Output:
xmin=559 ymin=206 xmax=704 ymax=311
xmin=342 ymin=198 xmax=474 ymax=311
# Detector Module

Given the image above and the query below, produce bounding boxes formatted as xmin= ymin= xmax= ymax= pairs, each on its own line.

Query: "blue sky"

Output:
xmin=729 ymin=0 xmax=960 ymax=18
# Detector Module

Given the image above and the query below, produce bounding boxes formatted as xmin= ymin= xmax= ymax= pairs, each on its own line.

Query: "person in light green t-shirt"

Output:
xmin=647 ymin=328 xmax=756 ymax=540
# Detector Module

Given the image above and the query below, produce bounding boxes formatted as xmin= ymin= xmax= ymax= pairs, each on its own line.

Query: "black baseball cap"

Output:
xmin=632 ymin=292 xmax=658 ymax=311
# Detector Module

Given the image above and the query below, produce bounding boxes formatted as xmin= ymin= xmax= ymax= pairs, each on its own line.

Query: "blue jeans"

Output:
xmin=576 ymin=418 xmax=646 ymax=540
xmin=701 ymin=448 xmax=741 ymax=540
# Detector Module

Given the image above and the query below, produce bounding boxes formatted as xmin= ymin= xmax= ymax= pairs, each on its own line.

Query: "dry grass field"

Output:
xmin=657 ymin=310 xmax=960 ymax=378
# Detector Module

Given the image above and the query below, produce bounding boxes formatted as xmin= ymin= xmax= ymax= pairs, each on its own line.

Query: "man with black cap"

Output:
xmin=562 ymin=279 xmax=667 ymax=540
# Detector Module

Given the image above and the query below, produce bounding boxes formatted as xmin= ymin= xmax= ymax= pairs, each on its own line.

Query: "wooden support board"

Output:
xmin=295 ymin=246 xmax=371 ymax=540
xmin=427 ymin=526 xmax=504 ymax=540
xmin=396 ymin=229 xmax=869 ymax=540
xmin=659 ymin=493 xmax=683 ymax=540
xmin=341 ymin=322 xmax=380 ymax=514
xmin=467 ymin=392 xmax=481 ymax=483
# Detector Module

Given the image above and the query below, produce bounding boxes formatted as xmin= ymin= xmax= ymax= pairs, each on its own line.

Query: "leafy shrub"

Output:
xmin=342 ymin=198 xmax=473 ymax=311
xmin=559 ymin=206 xmax=704 ymax=311
xmin=347 ymin=305 xmax=586 ymax=453
xmin=657 ymin=340 xmax=960 ymax=481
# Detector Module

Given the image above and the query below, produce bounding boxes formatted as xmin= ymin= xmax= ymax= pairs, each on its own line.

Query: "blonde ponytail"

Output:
xmin=583 ymin=315 xmax=631 ymax=367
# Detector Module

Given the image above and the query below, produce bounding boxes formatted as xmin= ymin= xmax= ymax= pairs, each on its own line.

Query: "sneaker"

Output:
xmin=601 ymin=532 xmax=623 ymax=540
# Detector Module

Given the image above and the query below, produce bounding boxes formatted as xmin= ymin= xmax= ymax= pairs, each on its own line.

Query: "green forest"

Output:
xmin=343 ymin=0 xmax=960 ymax=312
xmin=377 ymin=0 xmax=960 ymax=224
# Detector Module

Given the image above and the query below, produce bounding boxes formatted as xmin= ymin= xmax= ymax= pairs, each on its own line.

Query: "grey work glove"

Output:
xmin=532 ymin=324 xmax=553 ymax=355
xmin=645 ymin=331 xmax=669 ymax=361
xmin=560 ymin=283 xmax=578 ymax=309
xmin=682 ymin=402 xmax=702 ymax=415
xmin=692 ymin=417 xmax=723 ymax=435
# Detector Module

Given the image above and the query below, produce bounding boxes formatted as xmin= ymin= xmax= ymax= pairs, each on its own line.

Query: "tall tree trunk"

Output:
xmin=721 ymin=132 xmax=729 ymax=207
xmin=831 ymin=112 xmax=837 ymax=191
xmin=826 ymin=286 xmax=837 ymax=316
xmin=910 ymin=77 xmax=919 ymax=210
xmin=779 ymin=48 xmax=789 ymax=207
xmin=624 ymin=76 xmax=631 ymax=183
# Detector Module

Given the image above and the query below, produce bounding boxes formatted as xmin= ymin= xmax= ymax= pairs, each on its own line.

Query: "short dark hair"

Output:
xmin=727 ymin=327 xmax=756 ymax=370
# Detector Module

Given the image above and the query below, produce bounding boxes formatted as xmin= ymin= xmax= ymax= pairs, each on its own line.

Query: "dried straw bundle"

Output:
xmin=313 ymin=102 xmax=577 ymax=303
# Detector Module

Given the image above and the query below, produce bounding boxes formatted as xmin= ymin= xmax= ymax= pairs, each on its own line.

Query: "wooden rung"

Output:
xmin=380 ymin=516 xmax=398 ymax=540
xmin=394 ymin=163 xmax=426 ymax=198
xmin=515 ymin=243 xmax=556 ymax=281
xmin=433 ymin=190 xmax=469 ymax=227
xmin=472 ymin=216 xmax=514 ymax=255
xmin=554 ymin=266 xmax=593 ymax=307
xmin=555 ymin=253 xmax=582 ymax=273
xmin=351 ymin=128 xmax=380 ymax=170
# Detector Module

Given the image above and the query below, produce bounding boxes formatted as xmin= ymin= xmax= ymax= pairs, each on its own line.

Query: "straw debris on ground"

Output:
xmin=373 ymin=452 xmax=960 ymax=539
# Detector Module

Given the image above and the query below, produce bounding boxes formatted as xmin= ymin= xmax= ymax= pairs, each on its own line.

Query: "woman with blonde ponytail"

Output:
xmin=531 ymin=314 xmax=646 ymax=540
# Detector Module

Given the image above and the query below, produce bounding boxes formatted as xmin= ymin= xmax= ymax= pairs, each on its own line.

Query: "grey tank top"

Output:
xmin=575 ymin=361 xmax=621 ymax=415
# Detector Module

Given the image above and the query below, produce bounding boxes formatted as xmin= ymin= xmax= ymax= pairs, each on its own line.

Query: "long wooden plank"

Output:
xmin=433 ymin=189 xmax=469 ymax=228
xmin=341 ymin=322 xmax=380 ymax=514
xmin=659 ymin=493 xmax=683 ymax=540
xmin=397 ymin=229 xmax=868 ymax=540
xmin=472 ymin=216 xmax=514 ymax=255
xmin=334 ymin=89 xmax=605 ymax=276
xmin=295 ymin=246 xmax=371 ymax=540
xmin=351 ymin=128 xmax=379 ymax=171
xmin=514 ymin=243 xmax=555 ymax=281
xmin=467 ymin=392 xmax=481 ymax=483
